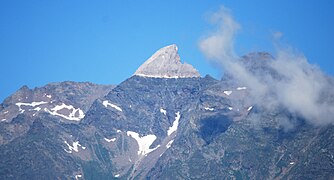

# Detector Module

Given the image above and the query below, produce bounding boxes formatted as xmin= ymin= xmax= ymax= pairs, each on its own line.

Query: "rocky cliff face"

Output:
xmin=0 ymin=45 xmax=333 ymax=179
xmin=0 ymin=82 xmax=114 ymax=145
xmin=134 ymin=44 xmax=201 ymax=78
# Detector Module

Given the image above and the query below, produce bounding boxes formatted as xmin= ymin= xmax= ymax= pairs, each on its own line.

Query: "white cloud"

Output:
xmin=199 ymin=5 xmax=334 ymax=126
xmin=272 ymin=31 xmax=283 ymax=40
xmin=199 ymin=6 xmax=240 ymax=63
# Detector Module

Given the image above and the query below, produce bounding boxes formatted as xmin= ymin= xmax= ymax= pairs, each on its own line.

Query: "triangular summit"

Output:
xmin=134 ymin=44 xmax=201 ymax=78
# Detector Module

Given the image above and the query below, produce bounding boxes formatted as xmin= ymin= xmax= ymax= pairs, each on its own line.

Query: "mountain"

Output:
xmin=0 ymin=45 xmax=333 ymax=179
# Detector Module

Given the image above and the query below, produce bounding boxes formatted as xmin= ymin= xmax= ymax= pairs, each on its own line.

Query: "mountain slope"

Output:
xmin=0 ymin=45 xmax=333 ymax=179
xmin=0 ymin=82 xmax=114 ymax=178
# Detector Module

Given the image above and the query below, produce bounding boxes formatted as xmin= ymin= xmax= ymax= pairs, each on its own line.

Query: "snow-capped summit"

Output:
xmin=134 ymin=44 xmax=201 ymax=78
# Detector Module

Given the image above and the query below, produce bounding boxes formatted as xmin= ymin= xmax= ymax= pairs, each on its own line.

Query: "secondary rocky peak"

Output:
xmin=241 ymin=52 xmax=273 ymax=63
xmin=134 ymin=44 xmax=201 ymax=78
xmin=239 ymin=51 xmax=275 ymax=74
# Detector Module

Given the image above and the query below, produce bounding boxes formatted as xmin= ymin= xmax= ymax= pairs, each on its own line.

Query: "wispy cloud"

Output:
xmin=199 ymin=6 xmax=239 ymax=62
xmin=272 ymin=31 xmax=283 ymax=40
xmin=199 ymin=5 xmax=334 ymax=126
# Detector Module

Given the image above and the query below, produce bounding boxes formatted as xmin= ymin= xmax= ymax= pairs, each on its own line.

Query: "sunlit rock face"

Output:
xmin=134 ymin=44 xmax=201 ymax=78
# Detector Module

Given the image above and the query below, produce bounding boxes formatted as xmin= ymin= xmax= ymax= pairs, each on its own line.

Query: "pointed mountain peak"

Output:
xmin=134 ymin=44 xmax=201 ymax=78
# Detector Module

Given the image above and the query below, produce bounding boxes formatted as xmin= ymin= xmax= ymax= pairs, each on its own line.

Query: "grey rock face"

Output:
xmin=83 ymin=76 xmax=218 ymax=179
xmin=134 ymin=44 xmax=201 ymax=78
xmin=1 ymin=81 xmax=114 ymax=122
xmin=0 ymin=82 xmax=114 ymax=145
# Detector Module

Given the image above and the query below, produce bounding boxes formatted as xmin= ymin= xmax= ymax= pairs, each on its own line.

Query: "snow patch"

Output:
xmin=116 ymin=129 xmax=121 ymax=133
xmin=289 ymin=162 xmax=295 ymax=165
xmin=4 ymin=111 xmax=9 ymax=114
xmin=102 ymin=100 xmax=122 ymax=112
xmin=126 ymin=131 xmax=158 ymax=156
xmin=247 ymin=106 xmax=253 ymax=111
xmin=166 ymin=139 xmax=174 ymax=149
xmin=33 ymin=107 xmax=40 ymax=116
xmin=204 ymin=107 xmax=214 ymax=111
xmin=223 ymin=91 xmax=233 ymax=96
xmin=1 ymin=119 xmax=6 ymax=122
xmin=75 ymin=174 xmax=82 ymax=180
xmin=16 ymin=101 xmax=48 ymax=107
xmin=114 ymin=174 xmax=120 ymax=178
xmin=16 ymin=101 xmax=48 ymax=113
xmin=64 ymin=141 xmax=85 ymax=153
xmin=228 ymin=107 xmax=233 ymax=110
xmin=236 ymin=87 xmax=247 ymax=90
xmin=46 ymin=95 xmax=52 ymax=98
xmin=160 ymin=108 xmax=167 ymax=115
xmin=45 ymin=103 xmax=85 ymax=121
xmin=104 ymin=137 xmax=116 ymax=142
xmin=167 ymin=112 xmax=180 ymax=136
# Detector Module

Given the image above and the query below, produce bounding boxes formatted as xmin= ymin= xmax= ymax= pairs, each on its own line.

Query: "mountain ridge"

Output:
xmin=0 ymin=46 xmax=333 ymax=179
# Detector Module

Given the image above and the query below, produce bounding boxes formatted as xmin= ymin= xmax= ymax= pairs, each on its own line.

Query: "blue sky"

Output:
xmin=1 ymin=0 xmax=333 ymax=102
